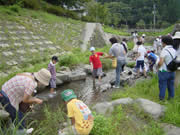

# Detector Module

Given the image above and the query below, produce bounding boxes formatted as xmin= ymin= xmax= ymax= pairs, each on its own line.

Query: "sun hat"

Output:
xmin=61 ymin=89 xmax=77 ymax=102
xmin=173 ymin=32 xmax=180 ymax=39
xmin=34 ymin=68 xmax=51 ymax=86
xmin=90 ymin=47 xmax=95 ymax=51
xmin=142 ymin=34 xmax=146 ymax=37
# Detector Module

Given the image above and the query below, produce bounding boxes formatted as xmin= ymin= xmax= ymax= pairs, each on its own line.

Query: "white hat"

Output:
xmin=34 ymin=68 xmax=51 ymax=86
xmin=90 ymin=47 xmax=95 ymax=51
xmin=173 ymin=32 xmax=180 ymax=39
xmin=142 ymin=34 xmax=146 ymax=37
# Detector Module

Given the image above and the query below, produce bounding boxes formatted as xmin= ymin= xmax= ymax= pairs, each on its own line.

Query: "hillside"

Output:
xmin=0 ymin=6 xmax=85 ymax=76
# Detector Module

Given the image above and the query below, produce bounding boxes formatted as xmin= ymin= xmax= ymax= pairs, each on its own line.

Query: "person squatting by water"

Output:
xmin=89 ymin=47 xmax=104 ymax=88
xmin=59 ymin=89 xmax=94 ymax=135
xmin=157 ymin=35 xmax=176 ymax=100
xmin=104 ymin=37 xmax=126 ymax=88
xmin=48 ymin=56 xmax=59 ymax=96
xmin=0 ymin=68 xmax=51 ymax=134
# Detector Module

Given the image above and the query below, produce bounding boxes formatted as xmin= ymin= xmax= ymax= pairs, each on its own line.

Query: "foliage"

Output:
xmin=127 ymin=41 xmax=134 ymax=50
xmin=136 ymin=19 xmax=145 ymax=29
xmin=126 ymin=61 xmax=135 ymax=68
xmin=103 ymin=25 xmax=130 ymax=36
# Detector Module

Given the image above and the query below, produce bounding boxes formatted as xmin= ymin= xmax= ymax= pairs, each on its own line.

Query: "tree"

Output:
xmin=136 ymin=19 xmax=146 ymax=29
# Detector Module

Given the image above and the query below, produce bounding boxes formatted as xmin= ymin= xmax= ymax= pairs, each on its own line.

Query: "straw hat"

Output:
xmin=34 ymin=68 xmax=51 ymax=86
xmin=173 ymin=32 xmax=180 ymax=39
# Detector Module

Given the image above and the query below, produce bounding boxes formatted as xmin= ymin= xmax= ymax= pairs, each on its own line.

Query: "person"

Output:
xmin=105 ymin=37 xmax=126 ymax=88
xmin=158 ymin=35 xmax=176 ymax=100
xmin=0 ymin=68 xmax=51 ymax=134
xmin=157 ymin=36 xmax=162 ymax=53
xmin=89 ymin=47 xmax=104 ymax=88
xmin=59 ymin=89 xmax=94 ymax=135
xmin=135 ymin=41 xmax=147 ymax=78
xmin=146 ymin=51 xmax=158 ymax=72
xmin=48 ymin=56 xmax=59 ymax=94
xmin=141 ymin=34 xmax=146 ymax=44
xmin=121 ymin=38 xmax=128 ymax=71
xmin=173 ymin=31 xmax=180 ymax=55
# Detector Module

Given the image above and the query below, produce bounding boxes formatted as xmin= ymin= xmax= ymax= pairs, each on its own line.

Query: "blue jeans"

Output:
xmin=0 ymin=90 xmax=25 ymax=129
xmin=158 ymin=71 xmax=175 ymax=100
xmin=115 ymin=59 xmax=126 ymax=87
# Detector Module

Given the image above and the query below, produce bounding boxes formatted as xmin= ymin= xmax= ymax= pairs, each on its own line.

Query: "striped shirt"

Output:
xmin=2 ymin=73 xmax=37 ymax=110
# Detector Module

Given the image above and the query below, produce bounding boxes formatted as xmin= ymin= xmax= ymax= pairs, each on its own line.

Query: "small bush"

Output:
xmin=101 ymin=59 xmax=112 ymax=71
xmin=21 ymin=0 xmax=41 ymax=10
xmin=126 ymin=61 xmax=135 ymax=68
xmin=45 ymin=5 xmax=66 ymax=16
xmin=9 ymin=4 xmax=20 ymax=13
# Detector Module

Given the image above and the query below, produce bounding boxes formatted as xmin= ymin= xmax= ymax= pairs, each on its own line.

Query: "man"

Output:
xmin=0 ymin=68 xmax=51 ymax=134
xmin=89 ymin=47 xmax=104 ymax=88
xmin=105 ymin=37 xmax=126 ymax=88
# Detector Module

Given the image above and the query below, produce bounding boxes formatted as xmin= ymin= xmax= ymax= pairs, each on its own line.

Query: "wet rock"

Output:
xmin=161 ymin=123 xmax=180 ymax=135
xmin=100 ymin=83 xmax=111 ymax=92
xmin=56 ymin=72 xmax=69 ymax=82
xmin=69 ymin=71 xmax=86 ymax=81
xmin=135 ymin=98 xmax=165 ymax=119
xmin=59 ymin=66 xmax=71 ymax=72
xmin=83 ymin=64 xmax=92 ymax=74
xmin=111 ymin=98 xmax=133 ymax=106
xmin=93 ymin=102 xmax=113 ymax=115
xmin=56 ymin=78 xmax=63 ymax=86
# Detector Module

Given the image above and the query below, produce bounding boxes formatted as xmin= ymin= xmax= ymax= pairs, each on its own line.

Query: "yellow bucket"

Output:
xmin=112 ymin=58 xmax=117 ymax=68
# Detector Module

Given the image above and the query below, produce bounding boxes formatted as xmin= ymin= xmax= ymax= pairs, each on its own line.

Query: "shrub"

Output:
xmin=45 ymin=5 xmax=66 ymax=16
xmin=126 ymin=61 xmax=136 ymax=68
xmin=21 ymin=0 xmax=41 ymax=10
xmin=9 ymin=4 xmax=20 ymax=13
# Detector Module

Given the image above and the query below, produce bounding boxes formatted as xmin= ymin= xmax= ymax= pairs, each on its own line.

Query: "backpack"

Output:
xmin=121 ymin=42 xmax=128 ymax=53
xmin=165 ymin=49 xmax=180 ymax=71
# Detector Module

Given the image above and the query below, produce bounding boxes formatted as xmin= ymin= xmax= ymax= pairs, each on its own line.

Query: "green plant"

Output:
xmin=103 ymin=25 xmax=130 ymax=36
xmin=126 ymin=61 xmax=135 ymax=68
xmin=127 ymin=41 xmax=134 ymax=50
xmin=9 ymin=5 xmax=21 ymax=13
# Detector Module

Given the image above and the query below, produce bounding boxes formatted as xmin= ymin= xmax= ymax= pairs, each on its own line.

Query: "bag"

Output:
xmin=165 ymin=49 xmax=180 ymax=71
xmin=112 ymin=58 xmax=117 ymax=68
xmin=121 ymin=42 xmax=128 ymax=53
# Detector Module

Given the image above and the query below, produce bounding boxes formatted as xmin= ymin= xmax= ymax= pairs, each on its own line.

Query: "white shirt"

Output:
xmin=159 ymin=45 xmax=176 ymax=72
xmin=137 ymin=45 xmax=146 ymax=61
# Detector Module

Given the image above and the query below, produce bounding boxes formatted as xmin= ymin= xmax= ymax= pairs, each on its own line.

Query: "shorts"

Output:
xmin=50 ymin=78 xmax=56 ymax=88
xmin=93 ymin=68 xmax=103 ymax=77
xmin=136 ymin=60 xmax=144 ymax=69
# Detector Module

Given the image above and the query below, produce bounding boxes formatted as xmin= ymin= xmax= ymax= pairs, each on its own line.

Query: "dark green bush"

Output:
xmin=45 ymin=5 xmax=66 ymax=16
xmin=21 ymin=0 xmax=41 ymax=10
xmin=9 ymin=4 xmax=20 ymax=13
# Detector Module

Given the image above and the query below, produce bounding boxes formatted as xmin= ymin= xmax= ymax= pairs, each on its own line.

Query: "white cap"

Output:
xmin=142 ymin=34 xmax=146 ymax=37
xmin=90 ymin=47 xmax=95 ymax=51
xmin=173 ymin=32 xmax=180 ymax=39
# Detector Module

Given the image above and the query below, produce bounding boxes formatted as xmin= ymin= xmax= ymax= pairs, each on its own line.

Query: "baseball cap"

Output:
xmin=61 ymin=89 xmax=77 ymax=102
xmin=90 ymin=47 xmax=95 ymax=51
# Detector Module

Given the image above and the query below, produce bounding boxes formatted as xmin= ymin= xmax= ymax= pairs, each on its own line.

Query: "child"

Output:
xmin=60 ymin=89 xmax=94 ymax=135
xmin=89 ymin=47 xmax=104 ymax=88
xmin=48 ymin=56 xmax=58 ymax=93
xmin=146 ymin=51 xmax=158 ymax=72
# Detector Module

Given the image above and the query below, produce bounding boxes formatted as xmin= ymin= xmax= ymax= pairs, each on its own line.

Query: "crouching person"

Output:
xmin=60 ymin=89 xmax=94 ymax=135
xmin=0 ymin=68 xmax=51 ymax=134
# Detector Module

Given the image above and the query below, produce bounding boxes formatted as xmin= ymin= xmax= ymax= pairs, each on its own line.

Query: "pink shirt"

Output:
xmin=2 ymin=73 xmax=37 ymax=110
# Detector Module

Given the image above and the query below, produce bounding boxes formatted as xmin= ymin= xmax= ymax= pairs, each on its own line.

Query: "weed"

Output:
xmin=103 ymin=25 xmax=130 ymax=36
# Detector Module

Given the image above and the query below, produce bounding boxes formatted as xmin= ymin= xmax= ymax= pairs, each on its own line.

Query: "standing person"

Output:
xmin=59 ymin=89 xmax=94 ymax=135
xmin=158 ymin=35 xmax=176 ymax=100
xmin=0 ymin=68 xmax=51 ymax=134
xmin=48 ymin=56 xmax=59 ymax=94
xmin=173 ymin=31 xmax=180 ymax=55
xmin=105 ymin=37 xmax=126 ymax=88
xmin=141 ymin=34 xmax=146 ymax=44
xmin=89 ymin=47 xmax=104 ymax=88
xmin=135 ymin=41 xmax=147 ymax=78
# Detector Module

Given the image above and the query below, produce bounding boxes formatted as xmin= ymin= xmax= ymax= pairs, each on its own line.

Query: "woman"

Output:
xmin=158 ymin=36 xmax=176 ymax=100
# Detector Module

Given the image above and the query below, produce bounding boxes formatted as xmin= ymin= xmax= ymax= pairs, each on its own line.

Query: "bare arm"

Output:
xmin=23 ymin=93 xmax=43 ymax=104
xmin=158 ymin=57 xmax=164 ymax=68
xmin=70 ymin=117 xmax=75 ymax=125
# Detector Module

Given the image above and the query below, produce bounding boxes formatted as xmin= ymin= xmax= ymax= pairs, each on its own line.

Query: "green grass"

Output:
xmin=127 ymin=41 xmax=134 ymax=50
xmin=138 ymin=25 xmax=174 ymax=37
xmin=111 ymin=75 xmax=180 ymax=127
xmin=103 ymin=25 xmax=131 ymax=36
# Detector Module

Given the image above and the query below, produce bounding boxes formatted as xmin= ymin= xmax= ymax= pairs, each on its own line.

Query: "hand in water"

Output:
xmin=35 ymin=98 xmax=43 ymax=104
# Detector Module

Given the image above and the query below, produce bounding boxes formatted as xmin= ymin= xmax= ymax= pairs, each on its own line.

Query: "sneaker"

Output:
xmin=26 ymin=128 xmax=34 ymax=134
xmin=112 ymin=85 xmax=120 ymax=89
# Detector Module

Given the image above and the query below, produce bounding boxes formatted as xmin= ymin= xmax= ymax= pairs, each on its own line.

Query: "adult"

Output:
xmin=135 ymin=41 xmax=147 ymax=77
xmin=158 ymin=36 xmax=176 ymax=100
xmin=141 ymin=34 xmax=146 ymax=44
xmin=105 ymin=37 xmax=126 ymax=88
xmin=0 ymin=68 xmax=51 ymax=134
xmin=173 ymin=31 xmax=180 ymax=55
xmin=121 ymin=38 xmax=128 ymax=71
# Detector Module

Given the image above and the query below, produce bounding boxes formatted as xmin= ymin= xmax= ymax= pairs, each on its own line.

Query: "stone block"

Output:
xmin=111 ymin=98 xmax=133 ymax=106
xmin=26 ymin=41 xmax=34 ymax=46
xmin=17 ymin=50 xmax=26 ymax=54
xmin=12 ymin=36 xmax=20 ymax=40
xmin=69 ymin=72 xmax=86 ymax=81
xmin=0 ymin=43 xmax=9 ymax=48
xmin=32 ymin=36 xmax=40 ymax=40
xmin=56 ymin=73 xmax=70 ymax=82
xmin=93 ymin=102 xmax=114 ymax=115
xmin=9 ymin=31 xmax=16 ymax=34
xmin=14 ymin=43 xmax=22 ymax=46
xmin=56 ymin=78 xmax=63 ymax=86
xmin=3 ymin=51 xmax=13 ymax=56
xmin=135 ymin=98 xmax=165 ymax=119
xmin=22 ymin=36 xmax=31 ymax=40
